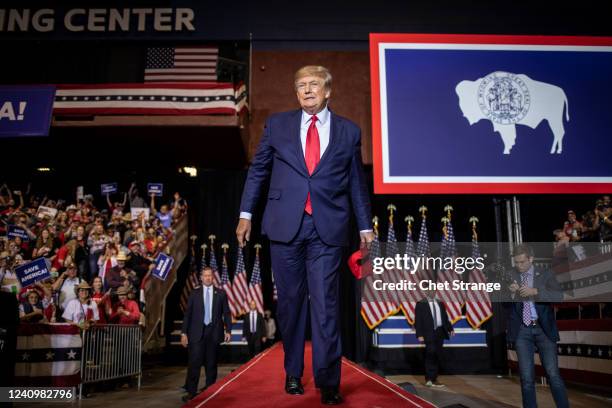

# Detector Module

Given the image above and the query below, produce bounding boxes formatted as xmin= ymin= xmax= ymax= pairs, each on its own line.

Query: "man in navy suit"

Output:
xmin=181 ymin=267 xmax=232 ymax=402
xmin=506 ymin=244 xmax=568 ymax=408
xmin=236 ymin=65 xmax=373 ymax=405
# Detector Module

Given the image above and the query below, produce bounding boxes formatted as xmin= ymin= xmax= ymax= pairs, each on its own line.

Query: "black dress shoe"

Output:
xmin=181 ymin=393 xmax=196 ymax=402
xmin=285 ymin=375 xmax=304 ymax=395
xmin=321 ymin=387 xmax=343 ymax=405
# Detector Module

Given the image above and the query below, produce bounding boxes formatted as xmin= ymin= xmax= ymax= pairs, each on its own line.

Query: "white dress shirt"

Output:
xmin=428 ymin=299 xmax=442 ymax=329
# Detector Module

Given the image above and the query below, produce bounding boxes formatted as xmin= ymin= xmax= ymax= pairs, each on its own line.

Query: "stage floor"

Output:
xmin=18 ymin=349 xmax=612 ymax=408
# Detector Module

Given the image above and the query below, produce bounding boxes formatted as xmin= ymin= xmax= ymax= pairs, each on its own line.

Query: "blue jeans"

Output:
xmin=515 ymin=323 xmax=569 ymax=408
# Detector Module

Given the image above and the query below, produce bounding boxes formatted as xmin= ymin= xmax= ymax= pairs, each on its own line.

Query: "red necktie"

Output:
xmin=304 ymin=115 xmax=320 ymax=215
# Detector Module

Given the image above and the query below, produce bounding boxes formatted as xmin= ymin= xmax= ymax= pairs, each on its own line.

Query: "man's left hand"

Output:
xmin=519 ymin=286 xmax=538 ymax=298
xmin=224 ymin=332 xmax=231 ymax=343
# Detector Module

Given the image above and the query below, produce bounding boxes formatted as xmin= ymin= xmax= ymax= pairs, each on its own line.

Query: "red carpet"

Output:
xmin=183 ymin=342 xmax=436 ymax=408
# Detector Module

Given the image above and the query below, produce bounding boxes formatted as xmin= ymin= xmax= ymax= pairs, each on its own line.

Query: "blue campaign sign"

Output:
xmin=15 ymin=258 xmax=51 ymax=287
xmin=147 ymin=183 xmax=164 ymax=196
xmin=152 ymin=253 xmax=174 ymax=281
xmin=7 ymin=225 xmax=30 ymax=241
xmin=101 ymin=183 xmax=118 ymax=195
xmin=370 ymin=34 xmax=612 ymax=194
xmin=0 ymin=86 xmax=56 ymax=137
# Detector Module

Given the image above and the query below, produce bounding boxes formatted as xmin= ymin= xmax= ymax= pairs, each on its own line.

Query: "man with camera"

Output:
xmin=506 ymin=244 xmax=568 ymax=408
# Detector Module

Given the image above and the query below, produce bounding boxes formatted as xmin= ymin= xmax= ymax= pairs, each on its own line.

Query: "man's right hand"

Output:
xmin=180 ymin=334 xmax=188 ymax=348
xmin=236 ymin=219 xmax=251 ymax=248
xmin=417 ymin=336 xmax=424 ymax=342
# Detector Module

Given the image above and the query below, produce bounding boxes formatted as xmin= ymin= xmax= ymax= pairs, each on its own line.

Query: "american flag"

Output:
xmin=180 ymin=244 xmax=201 ymax=312
xmin=398 ymin=217 xmax=423 ymax=324
xmin=221 ymin=245 xmax=238 ymax=318
xmin=208 ymin=241 xmax=222 ymax=289
xmin=145 ymin=46 xmax=218 ymax=82
xmin=437 ymin=217 xmax=464 ymax=324
xmin=15 ymin=324 xmax=82 ymax=386
xmin=360 ymin=219 xmax=399 ymax=329
xmin=465 ymin=224 xmax=493 ymax=329
xmin=232 ymin=247 xmax=249 ymax=316
xmin=385 ymin=210 xmax=416 ymax=324
xmin=416 ymin=211 xmax=433 ymax=281
xmin=248 ymin=246 xmax=264 ymax=315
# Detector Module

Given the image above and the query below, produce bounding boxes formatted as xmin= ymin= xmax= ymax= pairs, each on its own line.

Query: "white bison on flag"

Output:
xmin=456 ymin=71 xmax=569 ymax=155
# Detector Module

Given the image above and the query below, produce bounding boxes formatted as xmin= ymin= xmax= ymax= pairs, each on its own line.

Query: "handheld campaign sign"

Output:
xmin=36 ymin=205 xmax=58 ymax=220
xmin=7 ymin=225 xmax=29 ymax=241
xmin=147 ymin=183 xmax=163 ymax=196
xmin=15 ymin=258 xmax=51 ymax=287
xmin=131 ymin=207 xmax=150 ymax=220
xmin=0 ymin=85 xmax=56 ymax=137
xmin=101 ymin=183 xmax=118 ymax=195
xmin=152 ymin=253 xmax=174 ymax=281
xmin=370 ymin=34 xmax=612 ymax=194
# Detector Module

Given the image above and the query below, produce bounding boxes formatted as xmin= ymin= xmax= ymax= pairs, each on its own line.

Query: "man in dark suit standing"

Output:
xmin=236 ymin=65 xmax=373 ymax=405
xmin=242 ymin=300 xmax=266 ymax=357
xmin=506 ymin=244 xmax=568 ymax=408
xmin=181 ymin=267 xmax=232 ymax=402
xmin=414 ymin=288 xmax=454 ymax=388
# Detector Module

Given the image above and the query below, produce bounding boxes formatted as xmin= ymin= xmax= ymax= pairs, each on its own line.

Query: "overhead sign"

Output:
xmin=370 ymin=34 xmax=612 ymax=194
xmin=0 ymin=86 xmax=55 ymax=137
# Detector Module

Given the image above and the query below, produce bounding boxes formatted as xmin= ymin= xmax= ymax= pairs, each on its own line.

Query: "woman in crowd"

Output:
xmin=91 ymin=276 xmax=110 ymax=324
xmin=62 ymin=281 xmax=99 ymax=329
xmin=88 ymin=223 xmax=109 ymax=279
xmin=108 ymin=286 xmax=140 ymax=325
xmin=19 ymin=287 xmax=54 ymax=323
xmin=32 ymin=228 xmax=56 ymax=258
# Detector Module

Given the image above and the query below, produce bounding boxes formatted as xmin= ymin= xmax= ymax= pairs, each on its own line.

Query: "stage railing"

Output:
xmin=143 ymin=214 xmax=188 ymax=346
xmin=79 ymin=324 xmax=142 ymax=398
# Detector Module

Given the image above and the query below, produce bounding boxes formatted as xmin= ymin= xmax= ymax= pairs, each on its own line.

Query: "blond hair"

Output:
xmin=294 ymin=65 xmax=332 ymax=90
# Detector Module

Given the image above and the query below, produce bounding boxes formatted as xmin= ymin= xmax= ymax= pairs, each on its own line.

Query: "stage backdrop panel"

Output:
xmin=370 ymin=34 xmax=612 ymax=194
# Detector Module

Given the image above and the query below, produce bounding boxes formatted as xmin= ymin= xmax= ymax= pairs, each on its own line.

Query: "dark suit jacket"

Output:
xmin=182 ymin=286 xmax=232 ymax=344
xmin=242 ymin=311 xmax=266 ymax=340
xmin=505 ymin=266 xmax=563 ymax=343
xmin=414 ymin=299 xmax=453 ymax=342
xmin=239 ymin=109 xmax=372 ymax=246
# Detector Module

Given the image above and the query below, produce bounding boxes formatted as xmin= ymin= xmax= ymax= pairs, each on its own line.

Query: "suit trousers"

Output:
xmin=270 ymin=213 xmax=343 ymax=388
xmin=424 ymin=327 xmax=445 ymax=382
xmin=247 ymin=336 xmax=263 ymax=357
xmin=186 ymin=324 xmax=218 ymax=394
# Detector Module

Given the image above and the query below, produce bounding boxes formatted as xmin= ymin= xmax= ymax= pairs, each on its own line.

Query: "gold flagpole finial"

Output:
xmin=404 ymin=215 xmax=414 ymax=234
xmin=419 ymin=206 xmax=428 ymax=218
xmin=372 ymin=216 xmax=379 ymax=237
xmin=254 ymin=243 xmax=262 ymax=255
xmin=444 ymin=205 xmax=454 ymax=221
xmin=221 ymin=243 xmax=229 ymax=252
xmin=387 ymin=204 xmax=397 ymax=222
xmin=469 ymin=216 xmax=479 ymax=239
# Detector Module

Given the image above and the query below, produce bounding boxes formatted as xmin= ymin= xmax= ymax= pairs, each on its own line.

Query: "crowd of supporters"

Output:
xmin=555 ymin=195 xmax=612 ymax=244
xmin=0 ymin=182 xmax=187 ymax=329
